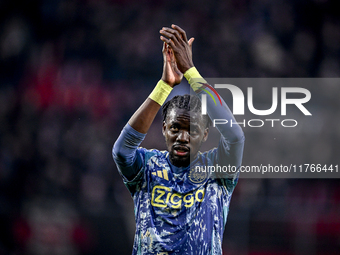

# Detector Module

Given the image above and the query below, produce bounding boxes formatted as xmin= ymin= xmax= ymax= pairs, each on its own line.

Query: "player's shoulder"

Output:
xmin=137 ymin=147 xmax=167 ymax=155
xmin=197 ymin=147 xmax=218 ymax=161
xmin=137 ymin=147 xmax=168 ymax=161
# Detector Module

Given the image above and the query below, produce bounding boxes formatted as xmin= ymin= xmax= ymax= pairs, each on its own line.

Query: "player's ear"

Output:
xmin=202 ymin=127 xmax=209 ymax=142
xmin=162 ymin=121 xmax=166 ymax=136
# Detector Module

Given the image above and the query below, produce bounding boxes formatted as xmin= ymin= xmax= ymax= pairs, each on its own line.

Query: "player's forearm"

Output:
xmin=128 ymin=98 xmax=161 ymax=134
xmin=113 ymin=80 xmax=173 ymax=180
xmin=199 ymin=87 xmax=245 ymax=168
xmin=184 ymin=67 xmax=244 ymax=143
xmin=200 ymin=88 xmax=244 ymax=143
xmin=128 ymin=80 xmax=173 ymax=134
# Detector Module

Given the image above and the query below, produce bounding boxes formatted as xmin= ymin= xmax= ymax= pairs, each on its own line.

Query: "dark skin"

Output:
xmin=160 ymin=24 xmax=195 ymax=73
xmin=128 ymin=25 xmax=194 ymax=134
xmin=163 ymin=108 xmax=208 ymax=167
xmin=127 ymin=42 xmax=181 ymax=134
xmin=128 ymin=24 xmax=207 ymax=167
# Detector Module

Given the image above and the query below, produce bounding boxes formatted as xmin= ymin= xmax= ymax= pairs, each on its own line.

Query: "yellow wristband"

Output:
xmin=183 ymin=67 xmax=207 ymax=92
xmin=148 ymin=80 xmax=173 ymax=106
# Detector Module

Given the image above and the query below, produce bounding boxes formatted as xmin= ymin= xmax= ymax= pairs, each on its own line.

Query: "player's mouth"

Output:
xmin=173 ymin=145 xmax=190 ymax=157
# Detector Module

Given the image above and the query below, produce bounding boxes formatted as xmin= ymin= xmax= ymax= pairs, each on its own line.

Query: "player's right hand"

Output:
xmin=161 ymin=42 xmax=183 ymax=87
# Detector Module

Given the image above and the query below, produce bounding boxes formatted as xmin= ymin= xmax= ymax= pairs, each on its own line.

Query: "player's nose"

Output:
xmin=176 ymin=130 xmax=189 ymax=143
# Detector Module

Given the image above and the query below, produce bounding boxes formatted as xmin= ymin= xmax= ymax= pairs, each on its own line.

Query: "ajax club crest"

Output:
xmin=188 ymin=167 xmax=208 ymax=184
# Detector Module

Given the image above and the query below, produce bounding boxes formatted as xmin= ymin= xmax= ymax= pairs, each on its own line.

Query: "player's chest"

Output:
xmin=143 ymin=154 xmax=220 ymax=212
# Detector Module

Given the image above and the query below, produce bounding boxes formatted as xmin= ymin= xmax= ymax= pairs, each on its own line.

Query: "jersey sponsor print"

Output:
xmin=122 ymin=148 xmax=238 ymax=255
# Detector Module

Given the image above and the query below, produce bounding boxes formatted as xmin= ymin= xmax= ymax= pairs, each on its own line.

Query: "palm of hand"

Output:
xmin=162 ymin=44 xmax=183 ymax=87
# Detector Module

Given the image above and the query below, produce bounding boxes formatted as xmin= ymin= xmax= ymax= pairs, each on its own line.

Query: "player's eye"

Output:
xmin=170 ymin=125 xmax=179 ymax=132
xmin=190 ymin=126 xmax=198 ymax=135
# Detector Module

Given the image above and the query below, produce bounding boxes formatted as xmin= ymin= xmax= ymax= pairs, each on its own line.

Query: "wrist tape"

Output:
xmin=184 ymin=67 xmax=207 ymax=92
xmin=148 ymin=80 xmax=173 ymax=106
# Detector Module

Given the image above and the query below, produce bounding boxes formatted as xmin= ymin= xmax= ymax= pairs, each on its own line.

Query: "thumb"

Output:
xmin=162 ymin=42 xmax=167 ymax=53
xmin=188 ymin=37 xmax=195 ymax=49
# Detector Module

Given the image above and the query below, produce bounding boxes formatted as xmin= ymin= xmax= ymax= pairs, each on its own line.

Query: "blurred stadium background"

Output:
xmin=0 ymin=0 xmax=339 ymax=254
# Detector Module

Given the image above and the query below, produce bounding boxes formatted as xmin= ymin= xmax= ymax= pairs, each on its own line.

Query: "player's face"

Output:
xmin=162 ymin=108 xmax=209 ymax=167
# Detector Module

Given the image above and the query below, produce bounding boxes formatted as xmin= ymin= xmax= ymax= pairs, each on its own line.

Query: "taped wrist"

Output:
xmin=183 ymin=67 xmax=207 ymax=92
xmin=148 ymin=80 xmax=173 ymax=106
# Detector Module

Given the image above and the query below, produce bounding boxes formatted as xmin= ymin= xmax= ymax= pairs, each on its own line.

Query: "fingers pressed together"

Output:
xmin=159 ymin=24 xmax=195 ymax=73
xmin=160 ymin=24 xmax=187 ymax=47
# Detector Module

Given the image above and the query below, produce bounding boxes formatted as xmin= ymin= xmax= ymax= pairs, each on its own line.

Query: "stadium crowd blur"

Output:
xmin=0 ymin=0 xmax=339 ymax=254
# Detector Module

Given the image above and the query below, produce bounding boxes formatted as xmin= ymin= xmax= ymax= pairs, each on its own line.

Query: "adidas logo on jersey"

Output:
xmin=152 ymin=169 xmax=169 ymax=181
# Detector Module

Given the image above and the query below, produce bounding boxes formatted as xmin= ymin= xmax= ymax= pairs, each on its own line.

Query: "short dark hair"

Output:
xmin=162 ymin=94 xmax=212 ymax=128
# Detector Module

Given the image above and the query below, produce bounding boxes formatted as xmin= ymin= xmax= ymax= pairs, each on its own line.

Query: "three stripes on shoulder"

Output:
xmin=152 ymin=169 xmax=169 ymax=181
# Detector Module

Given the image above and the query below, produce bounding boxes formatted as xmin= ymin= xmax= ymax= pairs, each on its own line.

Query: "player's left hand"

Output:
xmin=160 ymin=24 xmax=195 ymax=74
